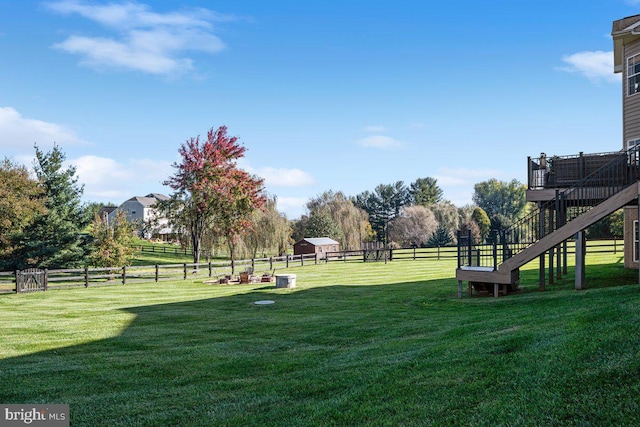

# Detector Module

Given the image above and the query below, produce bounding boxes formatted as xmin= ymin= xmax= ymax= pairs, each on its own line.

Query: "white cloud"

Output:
xmin=274 ymin=196 xmax=308 ymax=218
xmin=237 ymin=159 xmax=315 ymax=188
xmin=255 ymin=167 xmax=315 ymax=187
xmin=0 ymin=106 xmax=86 ymax=149
xmin=559 ymin=50 xmax=619 ymax=83
xmin=356 ymin=135 xmax=403 ymax=149
xmin=71 ymin=155 xmax=172 ymax=202
xmin=46 ymin=0 xmax=230 ymax=76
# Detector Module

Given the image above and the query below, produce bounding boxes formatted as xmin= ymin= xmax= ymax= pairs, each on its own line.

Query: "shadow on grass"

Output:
xmin=1 ymin=265 xmax=639 ymax=426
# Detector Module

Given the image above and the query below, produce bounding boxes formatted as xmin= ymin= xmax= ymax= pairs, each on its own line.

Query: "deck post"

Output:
xmin=575 ymin=231 xmax=586 ymax=290
xmin=561 ymin=193 xmax=568 ymax=274
xmin=556 ymin=244 xmax=562 ymax=280
xmin=538 ymin=203 xmax=546 ymax=290
xmin=549 ymin=246 xmax=555 ymax=285
xmin=555 ymin=190 xmax=562 ymax=280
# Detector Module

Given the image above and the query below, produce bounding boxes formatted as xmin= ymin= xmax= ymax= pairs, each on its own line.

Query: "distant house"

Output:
xmin=109 ymin=193 xmax=173 ymax=240
xmin=293 ymin=237 xmax=340 ymax=259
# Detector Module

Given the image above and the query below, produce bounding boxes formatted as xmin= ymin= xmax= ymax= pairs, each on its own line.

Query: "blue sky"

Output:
xmin=1 ymin=0 xmax=637 ymax=218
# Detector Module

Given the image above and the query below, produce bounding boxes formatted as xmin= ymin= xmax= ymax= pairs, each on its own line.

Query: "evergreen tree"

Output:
xmin=409 ymin=177 xmax=443 ymax=206
xmin=10 ymin=145 xmax=89 ymax=269
xmin=427 ymin=224 xmax=453 ymax=247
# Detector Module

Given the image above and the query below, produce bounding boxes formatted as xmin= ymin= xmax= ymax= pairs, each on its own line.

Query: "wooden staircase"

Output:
xmin=456 ymin=183 xmax=639 ymax=285
xmin=457 ymin=146 xmax=640 ymax=288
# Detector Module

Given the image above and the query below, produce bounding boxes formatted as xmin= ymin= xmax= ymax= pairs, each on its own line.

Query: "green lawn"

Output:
xmin=1 ymin=252 xmax=639 ymax=426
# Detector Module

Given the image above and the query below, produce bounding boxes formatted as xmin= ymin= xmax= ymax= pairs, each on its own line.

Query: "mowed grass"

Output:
xmin=1 ymin=252 xmax=639 ymax=426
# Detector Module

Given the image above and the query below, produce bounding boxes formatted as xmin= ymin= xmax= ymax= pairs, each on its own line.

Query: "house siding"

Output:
xmin=623 ymin=206 xmax=638 ymax=269
xmin=623 ymin=40 xmax=640 ymax=147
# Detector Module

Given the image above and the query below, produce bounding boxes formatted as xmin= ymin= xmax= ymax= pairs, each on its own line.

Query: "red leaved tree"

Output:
xmin=163 ymin=125 xmax=266 ymax=264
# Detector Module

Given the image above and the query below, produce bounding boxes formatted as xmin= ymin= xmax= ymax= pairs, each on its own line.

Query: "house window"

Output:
xmin=634 ymin=220 xmax=639 ymax=263
xmin=628 ymin=54 xmax=640 ymax=96
xmin=627 ymin=139 xmax=640 ymax=164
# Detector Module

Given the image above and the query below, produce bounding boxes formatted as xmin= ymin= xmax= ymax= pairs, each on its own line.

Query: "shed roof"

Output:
xmin=297 ymin=237 xmax=339 ymax=246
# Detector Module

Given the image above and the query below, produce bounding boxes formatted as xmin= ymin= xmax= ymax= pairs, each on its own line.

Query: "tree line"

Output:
xmin=0 ymin=125 xmax=623 ymax=270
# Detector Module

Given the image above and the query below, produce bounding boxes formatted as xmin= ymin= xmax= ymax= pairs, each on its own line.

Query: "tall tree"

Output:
xmin=353 ymin=181 xmax=410 ymax=245
xmin=472 ymin=179 xmax=527 ymax=231
xmin=243 ymin=196 xmax=292 ymax=257
xmin=304 ymin=211 xmax=342 ymax=241
xmin=471 ymin=207 xmax=491 ymax=242
xmin=10 ymin=145 xmax=88 ymax=269
xmin=430 ymin=201 xmax=460 ymax=242
xmin=163 ymin=125 xmax=266 ymax=264
xmin=306 ymin=190 xmax=370 ymax=250
xmin=388 ymin=205 xmax=438 ymax=247
xmin=0 ymin=158 xmax=46 ymax=267
xmin=409 ymin=177 xmax=443 ymax=206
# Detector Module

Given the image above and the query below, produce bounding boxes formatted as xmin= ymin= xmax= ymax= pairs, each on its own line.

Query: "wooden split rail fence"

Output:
xmin=0 ymin=240 xmax=624 ymax=294
xmin=0 ymin=253 xmax=320 ymax=294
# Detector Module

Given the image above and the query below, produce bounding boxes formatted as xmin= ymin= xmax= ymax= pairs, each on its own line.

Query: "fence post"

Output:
xmin=413 ymin=245 xmax=416 ymax=260
xmin=183 ymin=263 xmax=187 ymax=280
xmin=315 ymin=253 xmax=318 ymax=265
xmin=457 ymin=231 xmax=462 ymax=269
xmin=155 ymin=264 xmax=159 ymax=282
xmin=467 ymin=229 xmax=472 ymax=266
xmin=286 ymin=255 xmax=289 ymax=268
xmin=208 ymin=262 xmax=212 ymax=277
xmin=363 ymin=249 xmax=366 ymax=262
xmin=85 ymin=267 xmax=89 ymax=288
xmin=122 ymin=266 xmax=126 ymax=285
xmin=437 ymin=245 xmax=441 ymax=261
xmin=492 ymin=230 xmax=498 ymax=271
xmin=344 ymin=250 xmax=347 ymax=262
xmin=301 ymin=254 xmax=304 ymax=266
xmin=251 ymin=258 xmax=255 ymax=271
xmin=231 ymin=260 xmax=235 ymax=275
xmin=270 ymin=256 xmax=273 ymax=270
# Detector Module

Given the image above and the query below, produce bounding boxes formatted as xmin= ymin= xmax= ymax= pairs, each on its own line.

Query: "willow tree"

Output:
xmin=306 ymin=190 xmax=369 ymax=250
xmin=244 ymin=196 xmax=292 ymax=258
xmin=163 ymin=125 xmax=266 ymax=264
